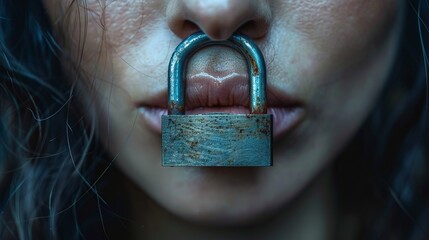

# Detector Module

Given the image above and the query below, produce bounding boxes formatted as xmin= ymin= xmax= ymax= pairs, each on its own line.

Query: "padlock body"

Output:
xmin=161 ymin=114 xmax=273 ymax=167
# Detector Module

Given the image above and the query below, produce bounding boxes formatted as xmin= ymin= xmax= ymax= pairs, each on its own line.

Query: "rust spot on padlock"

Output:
xmin=189 ymin=151 xmax=201 ymax=161
xmin=252 ymin=105 xmax=266 ymax=114
xmin=259 ymin=126 xmax=270 ymax=135
xmin=168 ymin=101 xmax=185 ymax=115
xmin=245 ymin=50 xmax=259 ymax=75
xmin=190 ymin=141 xmax=198 ymax=148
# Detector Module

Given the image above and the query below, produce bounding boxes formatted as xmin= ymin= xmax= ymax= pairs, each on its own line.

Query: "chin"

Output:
xmin=145 ymin=167 xmax=298 ymax=227
xmin=165 ymin=192 xmax=280 ymax=227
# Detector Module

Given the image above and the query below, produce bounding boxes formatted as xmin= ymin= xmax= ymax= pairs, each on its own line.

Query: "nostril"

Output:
xmin=239 ymin=21 xmax=257 ymax=33
xmin=182 ymin=20 xmax=200 ymax=37
xmin=238 ymin=20 xmax=269 ymax=39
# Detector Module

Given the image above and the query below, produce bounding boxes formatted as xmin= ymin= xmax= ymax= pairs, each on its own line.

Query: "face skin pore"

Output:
xmin=42 ymin=0 xmax=404 ymax=238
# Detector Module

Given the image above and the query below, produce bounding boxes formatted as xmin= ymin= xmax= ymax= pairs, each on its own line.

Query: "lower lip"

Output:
xmin=139 ymin=107 xmax=305 ymax=139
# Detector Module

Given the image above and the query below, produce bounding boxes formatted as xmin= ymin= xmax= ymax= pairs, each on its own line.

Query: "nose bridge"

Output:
xmin=168 ymin=32 xmax=267 ymax=115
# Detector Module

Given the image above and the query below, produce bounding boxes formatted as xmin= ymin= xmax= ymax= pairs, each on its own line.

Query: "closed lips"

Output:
xmin=137 ymin=73 xmax=306 ymax=139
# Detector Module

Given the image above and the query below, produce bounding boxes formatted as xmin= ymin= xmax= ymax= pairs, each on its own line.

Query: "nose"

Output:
xmin=167 ymin=0 xmax=272 ymax=40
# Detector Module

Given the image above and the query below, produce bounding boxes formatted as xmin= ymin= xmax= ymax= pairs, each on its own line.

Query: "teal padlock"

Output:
xmin=162 ymin=32 xmax=272 ymax=167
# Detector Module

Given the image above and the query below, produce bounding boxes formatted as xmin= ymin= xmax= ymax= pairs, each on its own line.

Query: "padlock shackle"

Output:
xmin=168 ymin=32 xmax=267 ymax=115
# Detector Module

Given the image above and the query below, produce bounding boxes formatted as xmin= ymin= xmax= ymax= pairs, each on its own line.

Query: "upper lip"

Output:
xmin=137 ymin=73 xmax=303 ymax=110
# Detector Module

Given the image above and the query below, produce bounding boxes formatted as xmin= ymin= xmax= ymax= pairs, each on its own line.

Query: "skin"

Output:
xmin=43 ymin=0 xmax=404 ymax=238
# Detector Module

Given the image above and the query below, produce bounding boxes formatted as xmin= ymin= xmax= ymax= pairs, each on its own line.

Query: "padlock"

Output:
xmin=161 ymin=32 xmax=272 ymax=167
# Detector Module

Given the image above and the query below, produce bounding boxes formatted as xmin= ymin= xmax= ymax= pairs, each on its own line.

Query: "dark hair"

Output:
xmin=0 ymin=0 xmax=428 ymax=239
xmin=369 ymin=1 xmax=429 ymax=236
xmin=335 ymin=0 xmax=429 ymax=239
xmin=0 ymin=0 xmax=116 ymax=238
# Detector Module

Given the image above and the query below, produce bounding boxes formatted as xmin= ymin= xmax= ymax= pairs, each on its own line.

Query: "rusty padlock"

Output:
xmin=161 ymin=32 xmax=272 ymax=167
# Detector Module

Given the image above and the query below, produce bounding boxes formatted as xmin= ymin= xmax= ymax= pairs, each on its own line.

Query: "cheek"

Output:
xmin=84 ymin=0 xmax=164 ymax=52
xmin=44 ymin=0 xmax=162 ymax=62
xmin=266 ymin=0 xmax=403 ymax=160
xmin=86 ymin=1 xmax=139 ymax=44
xmin=294 ymin=0 xmax=399 ymax=45
xmin=301 ymin=0 xmax=400 ymax=73
xmin=268 ymin=0 xmax=401 ymax=92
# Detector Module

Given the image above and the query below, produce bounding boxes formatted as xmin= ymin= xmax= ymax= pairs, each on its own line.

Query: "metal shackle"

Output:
xmin=167 ymin=32 xmax=267 ymax=115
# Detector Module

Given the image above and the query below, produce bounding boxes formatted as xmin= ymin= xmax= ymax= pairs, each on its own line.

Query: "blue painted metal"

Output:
xmin=162 ymin=32 xmax=272 ymax=167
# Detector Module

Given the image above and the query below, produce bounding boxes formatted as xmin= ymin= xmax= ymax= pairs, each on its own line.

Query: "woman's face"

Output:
xmin=43 ymin=0 xmax=403 ymax=224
